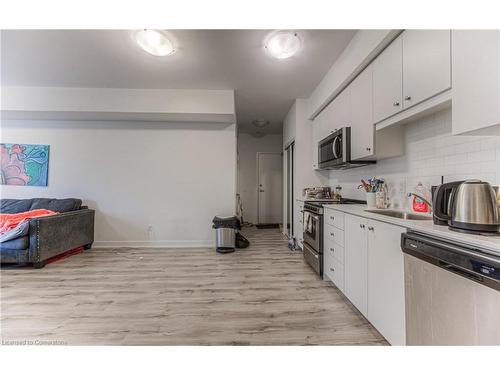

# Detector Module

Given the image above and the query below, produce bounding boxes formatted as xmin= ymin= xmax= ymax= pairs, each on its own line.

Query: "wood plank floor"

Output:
xmin=1 ymin=228 xmax=386 ymax=345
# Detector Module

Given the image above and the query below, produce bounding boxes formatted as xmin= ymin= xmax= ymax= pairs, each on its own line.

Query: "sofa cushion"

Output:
xmin=0 ymin=198 xmax=82 ymax=213
xmin=0 ymin=235 xmax=29 ymax=251
xmin=0 ymin=199 xmax=33 ymax=214
xmin=30 ymin=198 xmax=82 ymax=213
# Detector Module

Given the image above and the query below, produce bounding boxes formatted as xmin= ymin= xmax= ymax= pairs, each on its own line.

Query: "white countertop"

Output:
xmin=323 ymin=204 xmax=500 ymax=254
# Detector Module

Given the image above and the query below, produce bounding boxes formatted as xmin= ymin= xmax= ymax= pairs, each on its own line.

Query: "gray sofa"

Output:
xmin=0 ymin=198 xmax=95 ymax=268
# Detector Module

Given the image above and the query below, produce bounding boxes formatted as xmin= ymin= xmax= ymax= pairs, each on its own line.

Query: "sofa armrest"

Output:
xmin=28 ymin=209 xmax=95 ymax=263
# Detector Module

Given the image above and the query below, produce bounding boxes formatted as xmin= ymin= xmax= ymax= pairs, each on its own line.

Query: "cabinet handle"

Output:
xmin=330 ymin=232 xmax=334 ymax=237
xmin=330 ymin=216 xmax=334 ymax=220
xmin=393 ymin=101 xmax=400 ymax=107
xmin=368 ymin=226 xmax=374 ymax=231
xmin=404 ymin=95 xmax=411 ymax=101
xmin=330 ymin=267 xmax=335 ymax=272
xmin=359 ymin=224 xmax=365 ymax=229
xmin=366 ymin=147 xmax=371 ymax=151
xmin=330 ymin=247 xmax=335 ymax=252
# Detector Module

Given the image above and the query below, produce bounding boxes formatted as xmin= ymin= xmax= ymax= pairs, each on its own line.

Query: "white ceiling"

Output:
xmin=1 ymin=30 xmax=355 ymax=134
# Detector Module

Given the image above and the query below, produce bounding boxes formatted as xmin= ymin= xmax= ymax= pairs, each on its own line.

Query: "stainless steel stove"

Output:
xmin=302 ymin=198 xmax=364 ymax=276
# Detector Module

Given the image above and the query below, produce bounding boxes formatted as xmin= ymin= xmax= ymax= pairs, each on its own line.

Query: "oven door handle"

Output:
xmin=306 ymin=213 xmax=320 ymax=221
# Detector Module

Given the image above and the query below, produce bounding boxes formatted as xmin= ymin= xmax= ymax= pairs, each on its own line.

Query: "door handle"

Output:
xmin=259 ymin=190 xmax=265 ymax=192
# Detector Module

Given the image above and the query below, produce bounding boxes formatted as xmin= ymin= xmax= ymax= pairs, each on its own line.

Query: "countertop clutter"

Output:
xmin=323 ymin=204 xmax=500 ymax=254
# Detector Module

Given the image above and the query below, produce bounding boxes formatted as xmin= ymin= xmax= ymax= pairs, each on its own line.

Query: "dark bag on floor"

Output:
xmin=235 ymin=232 xmax=250 ymax=248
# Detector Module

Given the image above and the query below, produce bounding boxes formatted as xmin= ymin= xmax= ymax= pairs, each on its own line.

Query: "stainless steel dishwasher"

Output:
xmin=401 ymin=231 xmax=500 ymax=345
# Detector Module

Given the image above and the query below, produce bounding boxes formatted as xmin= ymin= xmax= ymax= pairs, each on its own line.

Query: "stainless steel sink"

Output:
xmin=364 ymin=210 xmax=433 ymax=220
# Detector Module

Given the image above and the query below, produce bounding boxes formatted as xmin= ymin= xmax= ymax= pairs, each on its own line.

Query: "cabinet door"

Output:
xmin=324 ymin=249 xmax=345 ymax=292
xmin=344 ymin=214 xmax=368 ymax=316
xmin=294 ymin=201 xmax=304 ymax=248
xmin=350 ymin=65 xmax=374 ymax=160
xmin=373 ymin=35 xmax=403 ymax=123
xmin=402 ymin=30 xmax=451 ymax=109
xmin=312 ymin=111 xmax=322 ymax=169
xmin=452 ymin=30 xmax=500 ymax=135
xmin=319 ymin=101 xmax=335 ymax=139
xmin=367 ymin=220 xmax=406 ymax=345
xmin=332 ymin=87 xmax=351 ymax=132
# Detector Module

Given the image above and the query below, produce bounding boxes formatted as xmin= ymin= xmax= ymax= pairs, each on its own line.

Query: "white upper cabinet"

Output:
xmin=330 ymin=87 xmax=351 ymax=133
xmin=373 ymin=35 xmax=403 ymax=123
xmin=350 ymin=65 xmax=374 ymax=160
xmin=452 ymin=30 xmax=500 ymax=135
xmin=373 ymin=30 xmax=451 ymax=125
xmin=320 ymin=99 xmax=336 ymax=138
xmin=312 ymin=108 xmax=327 ymax=169
xmin=402 ymin=30 xmax=451 ymax=109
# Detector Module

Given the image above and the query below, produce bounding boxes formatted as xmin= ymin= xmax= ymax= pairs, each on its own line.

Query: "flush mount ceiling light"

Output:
xmin=135 ymin=29 xmax=175 ymax=56
xmin=252 ymin=119 xmax=270 ymax=128
xmin=264 ymin=31 xmax=302 ymax=59
xmin=253 ymin=131 xmax=266 ymax=138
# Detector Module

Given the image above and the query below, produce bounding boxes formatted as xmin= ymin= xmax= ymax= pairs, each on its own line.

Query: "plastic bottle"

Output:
xmin=413 ymin=182 xmax=429 ymax=213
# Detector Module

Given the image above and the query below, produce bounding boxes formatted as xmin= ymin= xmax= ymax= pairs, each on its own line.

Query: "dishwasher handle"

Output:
xmin=439 ymin=261 xmax=484 ymax=283
xmin=403 ymin=231 xmax=500 ymax=266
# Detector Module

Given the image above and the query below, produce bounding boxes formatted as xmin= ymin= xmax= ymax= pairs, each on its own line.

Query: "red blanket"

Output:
xmin=0 ymin=209 xmax=58 ymax=235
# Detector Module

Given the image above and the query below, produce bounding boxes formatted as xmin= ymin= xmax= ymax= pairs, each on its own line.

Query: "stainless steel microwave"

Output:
xmin=318 ymin=127 xmax=375 ymax=170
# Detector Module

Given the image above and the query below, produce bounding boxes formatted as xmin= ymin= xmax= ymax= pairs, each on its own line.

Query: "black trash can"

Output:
xmin=212 ymin=216 xmax=241 ymax=254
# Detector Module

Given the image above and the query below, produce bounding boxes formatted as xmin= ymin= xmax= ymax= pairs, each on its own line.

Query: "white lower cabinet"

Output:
xmin=324 ymin=249 xmax=344 ymax=292
xmin=331 ymin=211 xmax=406 ymax=345
xmin=323 ymin=208 xmax=345 ymax=292
xmin=367 ymin=219 xmax=406 ymax=346
xmin=344 ymin=214 xmax=368 ymax=316
xmin=295 ymin=200 xmax=304 ymax=249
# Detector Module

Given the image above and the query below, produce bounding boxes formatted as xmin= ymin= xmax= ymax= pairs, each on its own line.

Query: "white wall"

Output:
xmin=283 ymin=103 xmax=296 ymax=148
xmin=2 ymin=87 xmax=235 ymax=114
xmin=237 ymin=132 xmax=282 ymax=224
xmin=328 ymin=108 xmax=500 ymax=209
xmin=1 ymin=120 xmax=237 ymax=247
xmin=282 ymin=99 xmax=329 ymax=236
xmin=294 ymin=99 xmax=329 ymax=199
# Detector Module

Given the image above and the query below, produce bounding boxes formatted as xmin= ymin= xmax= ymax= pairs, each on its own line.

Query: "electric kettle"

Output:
xmin=433 ymin=179 xmax=500 ymax=234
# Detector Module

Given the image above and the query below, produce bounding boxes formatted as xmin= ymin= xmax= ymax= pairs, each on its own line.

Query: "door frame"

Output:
xmin=284 ymin=142 xmax=295 ymax=238
xmin=256 ymin=151 xmax=283 ymax=225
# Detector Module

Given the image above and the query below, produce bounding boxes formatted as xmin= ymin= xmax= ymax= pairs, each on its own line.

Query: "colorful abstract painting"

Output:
xmin=0 ymin=143 xmax=50 ymax=186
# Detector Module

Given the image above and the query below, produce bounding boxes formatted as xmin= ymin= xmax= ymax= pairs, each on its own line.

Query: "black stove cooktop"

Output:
xmin=304 ymin=198 xmax=366 ymax=207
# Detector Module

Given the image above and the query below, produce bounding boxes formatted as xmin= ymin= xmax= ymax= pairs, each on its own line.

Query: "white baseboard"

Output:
xmin=93 ymin=240 xmax=213 ymax=249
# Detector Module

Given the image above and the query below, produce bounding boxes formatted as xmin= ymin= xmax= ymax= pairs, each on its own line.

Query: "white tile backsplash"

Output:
xmin=328 ymin=108 xmax=500 ymax=210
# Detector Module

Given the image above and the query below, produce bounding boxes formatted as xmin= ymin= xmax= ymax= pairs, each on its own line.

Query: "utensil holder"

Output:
xmin=366 ymin=192 xmax=376 ymax=209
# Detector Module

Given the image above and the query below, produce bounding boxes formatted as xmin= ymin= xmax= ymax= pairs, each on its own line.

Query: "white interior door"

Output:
xmin=257 ymin=152 xmax=283 ymax=224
